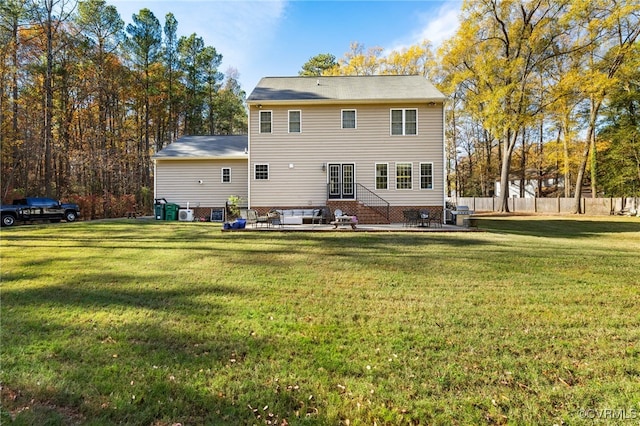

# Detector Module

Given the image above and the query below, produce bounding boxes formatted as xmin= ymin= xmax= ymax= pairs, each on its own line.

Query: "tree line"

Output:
xmin=0 ymin=0 xmax=247 ymax=217
xmin=302 ymin=0 xmax=639 ymax=213
xmin=2 ymin=0 xmax=638 ymax=218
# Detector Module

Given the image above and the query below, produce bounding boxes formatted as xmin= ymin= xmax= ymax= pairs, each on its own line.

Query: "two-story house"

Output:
xmin=246 ymin=75 xmax=446 ymax=223
xmin=153 ymin=75 xmax=446 ymax=223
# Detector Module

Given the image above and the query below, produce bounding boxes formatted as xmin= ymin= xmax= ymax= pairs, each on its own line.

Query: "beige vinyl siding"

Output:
xmin=155 ymin=159 xmax=248 ymax=207
xmin=249 ymin=102 xmax=443 ymax=207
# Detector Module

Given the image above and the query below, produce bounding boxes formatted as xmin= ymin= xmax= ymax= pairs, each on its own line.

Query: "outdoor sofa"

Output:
xmin=275 ymin=208 xmax=327 ymax=225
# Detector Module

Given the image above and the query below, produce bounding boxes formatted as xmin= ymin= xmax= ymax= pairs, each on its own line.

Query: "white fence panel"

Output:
xmin=454 ymin=197 xmax=637 ymax=215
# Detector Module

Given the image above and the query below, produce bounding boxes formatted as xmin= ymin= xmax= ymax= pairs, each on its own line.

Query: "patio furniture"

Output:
xmin=428 ymin=210 xmax=443 ymax=228
xmin=418 ymin=210 xmax=430 ymax=227
xmin=245 ymin=209 xmax=258 ymax=227
xmin=403 ymin=210 xmax=420 ymax=227
xmin=331 ymin=209 xmax=357 ymax=229
xmin=311 ymin=207 xmax=328 ymax=224
xmin=254 ymin=211 xmax=270 ymax=227
xmin=267 ymin=210 xmax=282 ymax=228
xmin=277 ymin=208 xmax=327 ymax=224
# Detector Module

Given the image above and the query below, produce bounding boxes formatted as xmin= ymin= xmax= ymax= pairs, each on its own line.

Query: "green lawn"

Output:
xmin=1 ymin=217 xmax=639 ymax=425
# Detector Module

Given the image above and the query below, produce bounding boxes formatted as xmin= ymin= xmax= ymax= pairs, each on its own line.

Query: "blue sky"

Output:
xmin=108 ymin=0 xmax=462 ymax=93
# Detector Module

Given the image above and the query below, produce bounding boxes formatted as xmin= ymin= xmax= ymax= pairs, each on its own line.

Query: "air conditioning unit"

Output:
xmin=178 ymin=209 xmax=194 ymax=221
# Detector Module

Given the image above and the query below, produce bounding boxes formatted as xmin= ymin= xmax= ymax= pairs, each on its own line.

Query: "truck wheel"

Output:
xmin=65 ymin=211 xmax=78 ymax=222
xmin=2 ymin=215 xmax=16 ymax=227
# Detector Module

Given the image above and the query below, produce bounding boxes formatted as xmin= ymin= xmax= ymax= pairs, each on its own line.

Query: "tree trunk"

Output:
xmin=590 ymin=131 xmax=597 ymax=198
xmin=562 ymin=119 xmax=571 ymax=198
xmin=484 ymin=129 xmax=493 ymax=196
xmin=520 ymin=128 xmax=526 ymax=198
xmin=44 ymin=1 xmax=54 ymax=197
xmin=497 ymin=131 xmax=518 ymax=212
xmin=572 ymin=98 xmax=601 ymax=213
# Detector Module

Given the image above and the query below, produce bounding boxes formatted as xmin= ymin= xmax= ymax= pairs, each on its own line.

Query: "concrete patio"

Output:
xmin=224 ymin=222 xmax=480 ymax=232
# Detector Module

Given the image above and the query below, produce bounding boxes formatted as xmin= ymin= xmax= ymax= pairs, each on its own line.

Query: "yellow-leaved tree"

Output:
xmin=323 ymin=40 xmax=438 ymax=79
xmin=440 ymin=0 xmax=570 ymax=212
xmin=560 ymin=0 xmax=640 ymax=212
xmin=381 ymin=40 xmax=437 ymax=80
xmin=324 ymin=42 xmax=383 ymax=76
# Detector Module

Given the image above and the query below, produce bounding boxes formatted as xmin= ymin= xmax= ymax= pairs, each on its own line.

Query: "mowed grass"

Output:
xmin=1 ymin=216 xmax=639 ymax=425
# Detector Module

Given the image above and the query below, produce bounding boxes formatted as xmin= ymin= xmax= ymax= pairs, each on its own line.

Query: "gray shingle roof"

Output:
xmin=153 ymin=135 xmax=248 ymax=159
xmin=247 ymin=75 xmax=445 ymax=103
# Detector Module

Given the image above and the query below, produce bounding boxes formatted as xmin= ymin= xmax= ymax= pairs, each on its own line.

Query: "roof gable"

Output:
xmin=153 ymin=135 xmax=248 ymax=159
xmin=247 ymin=75 xmax=445 ymax=104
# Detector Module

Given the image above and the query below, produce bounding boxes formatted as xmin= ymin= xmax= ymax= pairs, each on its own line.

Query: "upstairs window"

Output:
xmin=259 ymin=111 xmax=272 ymax=133
xmin=396 ymin=163 xmax=412 ymax=189
xmin=289 ymin=110 xmax=301 ymax=133
xmin=342 ymin=110 xmax=356 ymax=129
xmin=221 ymin=167 xmax=231 ymax=183
xmin=420 ymin=162 xmax=433 ymax=189
xmin=375 ymin=163 xmax=388 ymax=190
xmin=254 ymin=164 xmax=269 ymax=180
xmin=391 ymin=109 xmax=417 ymax=135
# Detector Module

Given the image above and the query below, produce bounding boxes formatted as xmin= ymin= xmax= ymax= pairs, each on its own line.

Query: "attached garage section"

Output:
xmin=153 ymin=135 xmax=248 ymax=220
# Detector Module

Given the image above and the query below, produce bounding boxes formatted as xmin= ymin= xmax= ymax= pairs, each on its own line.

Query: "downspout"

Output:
xmin=153 ymin=159 xmax=157 ymax=201
xmin=247 ymin=106 xmax=252 ymax=209
xmin=441 ymin=99 xmax=446 ymax=223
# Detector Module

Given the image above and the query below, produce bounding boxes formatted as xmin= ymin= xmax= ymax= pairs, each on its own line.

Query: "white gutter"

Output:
xmin=247 ymin=107 xmax=252 ymax=209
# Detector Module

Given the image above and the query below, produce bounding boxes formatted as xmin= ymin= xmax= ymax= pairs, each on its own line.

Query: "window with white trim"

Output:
xmin=391 ymin=109 xmax=417 ymax=135
xmin=259 ymin=111 xmax=272 ymax=133
xmin=375 ymin=163 xmax=388 ymax=190
xmin=420 ymin=162 xmax=433 ymax=189
xmin=289 ymin=110 xmax=301 ymax=133
xmin=221 ymin=167 xmax=231 ymax=183
xmin=396 ymin=163 xmax=412 ymax=189
xmin=342 ymin=109 xmax=356 ymax=129
xmin=254 ymin=164 xmax=269 ymax=180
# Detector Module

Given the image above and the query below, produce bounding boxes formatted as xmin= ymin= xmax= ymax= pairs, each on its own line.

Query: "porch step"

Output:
xmin=326 ymin=201 xmax=390 ymax=225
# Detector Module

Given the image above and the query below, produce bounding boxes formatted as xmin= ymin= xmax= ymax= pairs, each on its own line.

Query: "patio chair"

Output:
xmin=267 ymin=210 xmax=282 ymax=228
xmin=254 ymin=210 xmax=269 ymax=227
xmin=245 ymin=209 xmax=258 ymax=228
xmin=419 ymin=210 xmax=430 ymax=227
xmin=428 ymin=210 xmax=443 ymax=228
xmin=331 ymin=209 xmax=357 ymax=229
xmin=403 ymin=210 xmax=420 ymax=227
xmin=311 ymin=207 xmax=327 ymax=224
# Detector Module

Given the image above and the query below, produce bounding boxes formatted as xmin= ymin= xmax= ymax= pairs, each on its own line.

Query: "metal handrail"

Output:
xmin=355 ymin=183 xmax=390 ymax=221
xmin=326 ymin=183 xmax=391 ymax=222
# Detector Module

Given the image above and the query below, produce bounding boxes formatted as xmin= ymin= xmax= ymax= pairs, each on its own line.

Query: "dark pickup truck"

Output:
xmin=1 ymin=197 xmax=81 ymax=227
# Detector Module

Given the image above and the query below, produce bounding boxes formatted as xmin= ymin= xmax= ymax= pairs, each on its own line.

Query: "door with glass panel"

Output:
xmin=328 ymin=163 xmax=355 ymax=199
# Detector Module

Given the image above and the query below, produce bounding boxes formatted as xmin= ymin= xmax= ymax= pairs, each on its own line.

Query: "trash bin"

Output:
xmin=154 ymin=203 xmax=165 ymax=220
xmin=164 ymin=203 xmax=180 ymax=221
xmin=154 ymin=198 xmax=167 ymax=220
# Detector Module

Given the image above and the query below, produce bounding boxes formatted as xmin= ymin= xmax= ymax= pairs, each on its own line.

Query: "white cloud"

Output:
xmin=415 ymin=1 xmax=461 ymax=48
xmin=191 ymin=1 xmax=287 ymax=87
xmin=386 ymin=1 xmax=461 ymax=54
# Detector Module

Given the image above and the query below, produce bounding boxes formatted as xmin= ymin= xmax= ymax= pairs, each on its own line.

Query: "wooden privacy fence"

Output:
xmin=455 ymin=197 xmax=639 ymax=216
